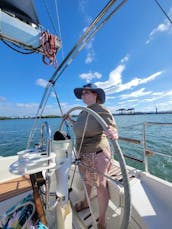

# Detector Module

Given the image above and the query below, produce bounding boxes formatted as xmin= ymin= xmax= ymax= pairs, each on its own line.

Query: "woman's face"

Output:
xmin=81 ymin=90 xmax=97 ymax=105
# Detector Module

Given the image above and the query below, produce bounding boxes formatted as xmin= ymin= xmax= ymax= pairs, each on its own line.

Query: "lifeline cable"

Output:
xmin=154 ymin=0 xmax=172 ymax=24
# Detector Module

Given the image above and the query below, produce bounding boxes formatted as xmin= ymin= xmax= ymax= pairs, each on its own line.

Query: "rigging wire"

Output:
xmin=1 ymin=39 xmax=40 ymax=54
xmin=27 ymin=0 xmax=128 ymax=147
xmin=40 ymin=0 xmax=127 ymax=112
xmin=42 ymin=0 xmax=59 ymax=35
xmin=153 ymin=0 xmax=172 ymax=24
xmin=51 ymin=0 xmax=127 ymax=85
xmin=27 ymin=81 xmax=53 ymax=148
xmin=54 ymin=0 xmax=65 ymax=60
xmin=52 ymin=85 xmax=71 ymax=135
xmin=2 ymin=40 xmax=36 ymax=54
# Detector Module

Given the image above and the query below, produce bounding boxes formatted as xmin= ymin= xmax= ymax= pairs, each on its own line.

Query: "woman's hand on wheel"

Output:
xmin=104 ymin=126 xmax=118 ymax=140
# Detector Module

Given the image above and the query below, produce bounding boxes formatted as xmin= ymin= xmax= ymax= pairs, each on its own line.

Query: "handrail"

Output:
xmin=39 ymin=121 xmax=52 ymax=209
xmin=119 ymin=136 xmax=142 ymax=145
xmin=119 ymin=135 xmax=172 ymax=160
xmin=118 ymin=122 xmax=172 ymax=174
xmin=143 ymin=122 xmax=172 ymax=172
xmin=40 ymin=121 xmax=52 ymax=159
xmin=144 ymin=121 xmax=172 ymax=126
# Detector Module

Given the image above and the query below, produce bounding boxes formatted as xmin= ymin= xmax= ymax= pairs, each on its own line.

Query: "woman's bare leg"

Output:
xmin=95 ymin=150 xmax=111 ymax=228
xmin=83 ymin=183 xmax=92 ymax=204
xmin=97 ymin=183 xmax=109 ymax=226
xmin=76 ymin=164 xmax=92 ymax=210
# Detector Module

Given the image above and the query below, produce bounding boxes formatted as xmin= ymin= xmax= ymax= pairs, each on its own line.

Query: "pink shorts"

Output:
xmin=79 ymin=147 xmax=111 ymax=187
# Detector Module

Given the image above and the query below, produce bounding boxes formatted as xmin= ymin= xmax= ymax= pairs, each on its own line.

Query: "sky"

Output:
xmin=0 ymin=0 xmax=172 ymax=117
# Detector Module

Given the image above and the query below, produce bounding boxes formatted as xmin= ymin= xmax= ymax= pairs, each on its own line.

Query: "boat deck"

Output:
xmin=1 ymin=156 xmax=172 ymax=229
xmin=0 ymin=175 xmax=32 ymax=202
xmin=0 ymin=156 xmax=32 ymax=202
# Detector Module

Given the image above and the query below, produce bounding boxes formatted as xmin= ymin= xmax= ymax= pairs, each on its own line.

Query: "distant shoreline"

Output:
xmin=0 ymin=111 xmax=172 ymax=120
xmin=114 ymin=111 xmax=172 ymax=116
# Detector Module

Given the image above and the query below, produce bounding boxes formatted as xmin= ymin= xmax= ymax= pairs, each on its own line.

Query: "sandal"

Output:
xmin=75 ymin=201 xmax=89 ymax=212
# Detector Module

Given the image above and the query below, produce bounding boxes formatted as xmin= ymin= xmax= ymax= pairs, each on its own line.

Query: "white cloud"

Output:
xmin=0 ymin=96 xmax=6 ymax=102
xmin=120 ymin=88 xmax=152 ymax=99
xmin=79 ymin=0 xmax=87 ymax=14
xmin=146 ymin=7 xmax=172 ymax=44
xmin=0 ymin=100 xmax=71 ymax=117
xmin=0 ymin=101 xmax=40 ymax=117
xmin=85 ymin=48 xmax=95 ymax=64
xmin=80 ymin=71 xmax=102 ymax=82
xmin=118 ymin=89 xmax=172 ymax=109
xmin=95 ymin=64 xmax=124 ymax=90
xmin=106 ymin=95 xmax=116 ymax=100
xmin=15 ymin=103 xmax=39 ymax=116
xmin=120 ymin=55 xmax=129 ymax=63
xmin=16 ymin=103 xmax=38 ymax=108
xmin=35 ymin=78 xmax=56 ymax=97
xmin=116 ymin=71 xmax=162 ymax=93
xmin=152 ymin=89 xmax=172 ymax=100
xmin=84 ymin=34 xmax=95 ymax=64
xmin=79 ymin=1 xmax=96 ymax=64
xmin=36 ymin=78 xmax=48 ymax=88
xmin=119 ymin=88 xmax=172 ymax=105
xmin=157 ymin=101 xmax=172 ymax=111
xmin=95 ymin=56 xmax=162 ymax=94
xmin=143 ymin=97 xmax=158 ymax=102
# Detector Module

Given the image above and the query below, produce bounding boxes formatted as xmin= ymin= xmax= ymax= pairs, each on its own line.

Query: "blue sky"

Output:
xmin=0 ymin=0 xmax=172 ymax=117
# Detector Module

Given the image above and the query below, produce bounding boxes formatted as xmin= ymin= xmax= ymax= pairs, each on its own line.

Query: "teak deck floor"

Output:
xmin=0 ymin=163 xmax=130 ymax=203
xmin=0 ymin=176 xmax=32 ymax=202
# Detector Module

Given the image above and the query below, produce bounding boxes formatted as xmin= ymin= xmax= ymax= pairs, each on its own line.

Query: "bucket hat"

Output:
xmin=74 ymin=83 xmax=105 ymax=104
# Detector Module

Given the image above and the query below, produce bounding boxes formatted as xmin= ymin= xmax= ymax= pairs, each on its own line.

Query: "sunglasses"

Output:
xmin=81 ymin=90 xmax=92 ymax=96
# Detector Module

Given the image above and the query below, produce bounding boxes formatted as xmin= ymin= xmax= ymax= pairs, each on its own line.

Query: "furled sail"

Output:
xmin=0 ymin=0 xmax=61 ymax=67
xmin=0 ymin=0 xmax=39 ymax=25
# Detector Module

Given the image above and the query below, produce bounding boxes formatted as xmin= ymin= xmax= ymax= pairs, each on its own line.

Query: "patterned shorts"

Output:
xmin=79 ymin=147 xmax=112 ymax=187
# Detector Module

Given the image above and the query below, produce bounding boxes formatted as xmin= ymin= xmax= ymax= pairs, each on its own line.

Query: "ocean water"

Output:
xmin=0 ymin=114 xmax=172 ymax=182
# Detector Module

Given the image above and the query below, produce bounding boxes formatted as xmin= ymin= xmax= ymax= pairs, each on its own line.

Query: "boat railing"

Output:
xmin=119 ymin=122 xmax=172 ymax=173
xmin=39 ymin=121 xmax=52 ymax=160
xmin=143 ymin=122 xmax=172 ymax=173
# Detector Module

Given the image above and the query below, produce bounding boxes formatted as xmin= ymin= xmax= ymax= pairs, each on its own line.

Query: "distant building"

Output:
xmin=116 ymin=108 xmax=127 ymax=114
xmin=155 ymin=106 xmax=158 ymax=114
xmin=116 ymin=108 xmax=135 ymax=115
xmin=127 ymin=108 xmax=135 ymax=114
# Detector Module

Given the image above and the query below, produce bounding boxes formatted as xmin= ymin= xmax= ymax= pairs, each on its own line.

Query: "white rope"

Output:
xmin=42 ymin=0 xmax=58 ymax=35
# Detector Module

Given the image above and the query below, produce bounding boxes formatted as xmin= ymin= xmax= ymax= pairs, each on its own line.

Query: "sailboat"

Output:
xmin=0 ymin=0 xmax=172 ymax=229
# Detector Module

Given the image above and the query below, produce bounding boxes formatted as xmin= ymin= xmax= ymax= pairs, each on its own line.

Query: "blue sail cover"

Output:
xmin=0 ymin=0 xmax=39 ymax=25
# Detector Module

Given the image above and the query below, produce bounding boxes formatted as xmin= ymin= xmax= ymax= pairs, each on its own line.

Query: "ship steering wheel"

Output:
xmin=60 ymin=106 xmax=131 ymax=229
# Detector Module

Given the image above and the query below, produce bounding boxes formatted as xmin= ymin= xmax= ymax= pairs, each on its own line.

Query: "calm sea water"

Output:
xmin=0 ymin=114 xmax=172 ymax=182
